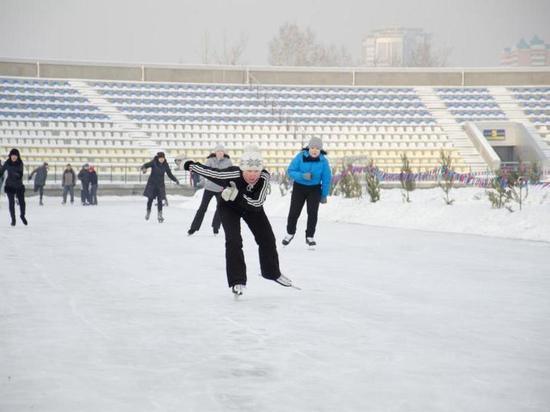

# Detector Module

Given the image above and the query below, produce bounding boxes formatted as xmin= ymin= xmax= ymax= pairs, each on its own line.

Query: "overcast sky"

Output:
xmin=1 ymin=0 xmax=549 ymax=67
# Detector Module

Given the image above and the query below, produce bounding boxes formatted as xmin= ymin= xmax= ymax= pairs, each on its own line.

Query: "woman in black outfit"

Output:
xmin=0 ymin=149 xmax=27 ymax=226
xmin=141 ymin=152 xmax=179 ymax=223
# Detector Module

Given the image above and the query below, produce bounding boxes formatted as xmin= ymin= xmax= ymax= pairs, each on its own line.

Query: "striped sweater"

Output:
xmin=187 ymin=161 xmax=270 ymax=212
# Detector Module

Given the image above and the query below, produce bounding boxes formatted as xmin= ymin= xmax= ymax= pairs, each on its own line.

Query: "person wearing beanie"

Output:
xmin=184 ymin=145 xmax=294 ymax=296
xmin=141 ymin=152 xmax=180 ymax=223
xmin=187 ymin=144 xmax=232 ymax=236
xmin=0 ymin=148 xmax=28 ymax=226
xmin=78 ymin=163 xmax=91 ymax=205
xmin=61 ymin=164 xmax=76 ymax=204
xmin=282 ymin=136 xmax=332 ymax=247
xmin=28 ymin=161 xmax=49 ymax=205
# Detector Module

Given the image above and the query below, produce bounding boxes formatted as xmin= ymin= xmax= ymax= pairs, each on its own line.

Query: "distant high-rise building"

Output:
xmin=501 ymin=36 xmax=550 ymax=66
xmin=362 ymin=27 xmax=430 ymax=67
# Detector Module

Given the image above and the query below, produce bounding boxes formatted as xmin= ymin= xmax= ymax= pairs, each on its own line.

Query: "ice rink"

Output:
xmin=1 ymin=194 xmax=549 ymax=411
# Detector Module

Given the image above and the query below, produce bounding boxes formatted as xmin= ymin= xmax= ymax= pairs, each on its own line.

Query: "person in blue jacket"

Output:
xmin=282 ymin=136 xmax=332 ymax=247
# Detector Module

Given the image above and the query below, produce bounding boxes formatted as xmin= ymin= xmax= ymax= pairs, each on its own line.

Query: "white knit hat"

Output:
xmin=213 ymin=143 xmax=226 ymax=153
xmin=239 ymin=145 xmax=264 ymax=171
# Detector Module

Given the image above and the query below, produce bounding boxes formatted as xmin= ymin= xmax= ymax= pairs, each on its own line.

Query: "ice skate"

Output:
xmin=306 ymin=237 xmax=316 ymax=249
xmin=282 ymin=233 xmax=294 ymax=246
xmin=232 ymin=284 xmax=245 ymax=296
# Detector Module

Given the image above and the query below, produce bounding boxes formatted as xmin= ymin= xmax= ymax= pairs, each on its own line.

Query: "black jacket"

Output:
xmin=29 ymin=165 xmax=48 ymax=187
xmin=78 ymin=169 xmax=91 ymax=185
xmin=0 ymin=157 xmax=25 ymax=194
xmin=142 ymin=156 xmax=178 ymax=198
xmin=90 ymin=171 xmax=98 ymax=185
xmin=185 ymin=161 xmax=270 ymax=214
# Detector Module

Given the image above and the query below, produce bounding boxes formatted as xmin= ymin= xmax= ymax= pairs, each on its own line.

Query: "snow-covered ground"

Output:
xmin=1 ymin=187 xmax=549 ymax=411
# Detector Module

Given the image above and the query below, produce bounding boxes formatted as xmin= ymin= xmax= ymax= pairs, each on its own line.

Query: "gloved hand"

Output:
xmin=221 ymin=181 xmax=238 ymax=201
xmin=302 ymin=172 xmax=312 ymax=180
xmin=140 ymin=167 xmax=147 ymax=174
xmin=28 ymin=176 xmax=32 ymax=181
xmin=320 ymin=196 xmax=327 ymax=204
xmin=183 ymin=160 xmax=195 ymax=171
xmin=175 ymin=180 xmax=180 ymax=185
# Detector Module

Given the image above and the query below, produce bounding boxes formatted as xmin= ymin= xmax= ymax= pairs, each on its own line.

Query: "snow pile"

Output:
xmin=176 ymin=185 xmax=550 ymax=242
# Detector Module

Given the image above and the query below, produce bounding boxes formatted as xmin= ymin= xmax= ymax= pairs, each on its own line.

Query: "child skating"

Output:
xmin=282 ymin=136 xmax=332 ymax=248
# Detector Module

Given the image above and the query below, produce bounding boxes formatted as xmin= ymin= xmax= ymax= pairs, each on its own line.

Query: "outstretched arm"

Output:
xmin=184 ymin=161 xmax=241 ymax=188
xmin=165 ymin=164 xmax=179 ymax=184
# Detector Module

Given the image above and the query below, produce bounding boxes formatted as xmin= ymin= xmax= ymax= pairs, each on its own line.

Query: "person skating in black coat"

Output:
xmin=184 ymin=145 xmax=293 ymax=296
xmin=141 ymin=152 xmax=179 ymax=222
xmin=28 ymin=162 xmax=49 ymax=205
xmin=0 ymin=148 xmax=28 ymax=226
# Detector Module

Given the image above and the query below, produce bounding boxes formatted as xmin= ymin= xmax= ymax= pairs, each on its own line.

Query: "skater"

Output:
xmin=78 ymin=164 xmax=91 ymax=205
xmin=184 ymin=145 xmax=293 ymax=296
xmin=89 ymin=165 xmax=98 ymax=205
xmin=141 ymin=152 xmax=179 ymax=223
xmin=28 ymin=162 xmax=48 ymax=205
xmin=187 ymin=144 xmax=232 ymax=236
xmin=282 ymin=136 xmax=332 ymax=247
xmin=0 ymin=148 xmax=27 ymax=226
xmin=61 ymin=164 xmax=76 ymax=204
xmin=0 ymin=159 xmax=3 ymax=190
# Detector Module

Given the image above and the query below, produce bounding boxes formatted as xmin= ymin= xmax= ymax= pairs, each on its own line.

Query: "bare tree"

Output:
xmin=214 ymin=31 xmax=248 ymax=65
xmin=198 ymin=31 xmax=211 ymax=64
xmin=408 ymin=38 xmax=452 ymax=67
xmin=197 ymin=31 xmax=248 ymax=65
xmin=269 ymin=22 xmax=352 ymax=67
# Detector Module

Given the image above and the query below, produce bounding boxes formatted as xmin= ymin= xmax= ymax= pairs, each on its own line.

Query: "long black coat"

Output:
xmin=30 ymin=165 xmax=48 ymax=187
xmin=0 ymin=157 xmax=25 ymax=194
xmin=142 ymin=157 xmax=178 ymax=198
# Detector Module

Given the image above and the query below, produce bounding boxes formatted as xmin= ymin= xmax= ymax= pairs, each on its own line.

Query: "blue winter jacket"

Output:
xmin=287 ymin=149 xmax=332 ymax=198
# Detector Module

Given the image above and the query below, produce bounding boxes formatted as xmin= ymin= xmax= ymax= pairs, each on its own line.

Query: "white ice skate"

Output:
xmin=305 ymin=237 xmax=316 ymax=250
xmin=232 ymin=284 xmax=245 ymax=296
xmin=282 ymin=234 xmax=294 ymax=246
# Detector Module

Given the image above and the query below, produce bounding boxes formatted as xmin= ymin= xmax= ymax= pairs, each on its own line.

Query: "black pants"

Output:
xmin=220 ymin=204 xmax=281 ymax=287
xmin=81 ymin=183 xmax=89 ymax=204
xmin=190 ymin=190 xmax=221 ymax=232
xmin=286 ymin=182 xmax=321 ymax=237
xmin=6 ymin=188 xmax=26 ymax=223
xmin=90 ymin=184 xmax=98 ymax=205
xmin=146 ymin=188 xmax=163 ymax=212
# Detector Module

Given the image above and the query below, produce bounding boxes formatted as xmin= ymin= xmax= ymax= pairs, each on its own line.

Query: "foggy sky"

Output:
xmin=0 ymin=0 xmax=549 ymax=67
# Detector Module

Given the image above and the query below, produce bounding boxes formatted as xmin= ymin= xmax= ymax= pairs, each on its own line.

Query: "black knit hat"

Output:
xmin=157 ymin=152 xmax=166 ymax=158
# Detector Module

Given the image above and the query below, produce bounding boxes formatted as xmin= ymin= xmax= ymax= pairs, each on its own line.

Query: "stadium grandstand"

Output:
xmin=1 ymin=59 xmax=549 ymax=186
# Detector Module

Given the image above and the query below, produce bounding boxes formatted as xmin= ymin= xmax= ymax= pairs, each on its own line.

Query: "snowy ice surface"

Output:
xmin=1 ymin=187 xmax=549 ymax=412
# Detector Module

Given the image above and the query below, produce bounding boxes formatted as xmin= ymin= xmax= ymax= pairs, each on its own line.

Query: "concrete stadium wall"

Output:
xmin=39 ymin=62 xmax=142 ymax=81
xmin=1 ymin=59 xmax=549 ymax=86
